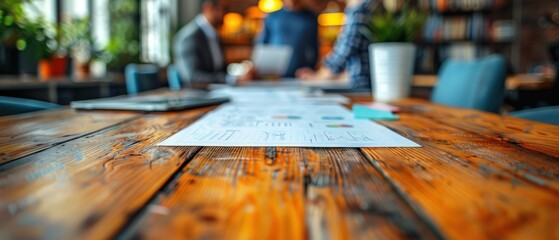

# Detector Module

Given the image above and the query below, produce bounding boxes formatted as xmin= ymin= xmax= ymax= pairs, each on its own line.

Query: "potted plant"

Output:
xmin=15 ymin=18 xmax=60 ymax=79
xmin=361 ymin=4 xmax=426 ymax=102
xmin=60 ymin=17 xmax=96 ymax=79
xmin=1 ymin=0 xmax=63 ymax=78
xmin=0 ymin=0 xmax=39 ymax=75
xmin=0 ymin=0 xmax=24 ymax=74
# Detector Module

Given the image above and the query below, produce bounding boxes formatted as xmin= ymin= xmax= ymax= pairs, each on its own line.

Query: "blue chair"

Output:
xmin=509 ymin=106 xmax=559 ymax=125
xmin=431 ymin=55 xmax=507 ymax=113
xmin=124 ymin=64 xmax=162 ymax=94
xmin=167 ymin=64 xmax=183 ymax=90
xmin=0 ymin=96 xmax=60 ymax=116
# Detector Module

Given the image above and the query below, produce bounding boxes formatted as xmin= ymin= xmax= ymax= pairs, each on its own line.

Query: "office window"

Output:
xmin=92 ymin=0 xmax=110 ymax=49
xmin=141 ymin=0 xmax=175 ymax=66
xmin=23 ymin=0 xmax=56 ymax=23
xmin=62 ymin=0 xmax=88 ymax=20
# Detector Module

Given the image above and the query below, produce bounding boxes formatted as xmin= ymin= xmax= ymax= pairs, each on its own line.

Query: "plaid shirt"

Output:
xmin=324 ymin=0 xmax=374 ymax=88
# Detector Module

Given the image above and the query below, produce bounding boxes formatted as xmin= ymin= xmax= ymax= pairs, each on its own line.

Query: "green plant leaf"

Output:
xmin=16 ymin=39 xmax=26 ymax=50
xmin=362 ymin=7 xmax=427 ymax=43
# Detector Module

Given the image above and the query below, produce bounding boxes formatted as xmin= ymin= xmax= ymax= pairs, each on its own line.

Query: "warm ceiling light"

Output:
xmin=258 ymin=0 xmax=283 ymax=13
xmin=318 ymin=12 xmax=345 ymax=26
xmin=223 ymin=13 xmax=243 ymax=32
xmin=246 ymin=6 xmax=265 ymax=19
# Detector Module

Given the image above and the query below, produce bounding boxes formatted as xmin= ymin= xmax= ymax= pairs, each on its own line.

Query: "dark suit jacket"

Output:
xmin=173 ymin=19 xmax=227 ymax=86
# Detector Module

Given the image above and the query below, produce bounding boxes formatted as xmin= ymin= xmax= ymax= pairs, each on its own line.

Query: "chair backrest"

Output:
xmin=125 ymin=63 xmax=162 ymax=94
xmin=431 ymin=55 xmax=507 ymax=113
xmin=510 ymin=106 xmax=559 ymax=125
xmin=0 ymin=96 xmax=60 ymax=116
xmin=167 ymin=64 xmax=183 ymax=90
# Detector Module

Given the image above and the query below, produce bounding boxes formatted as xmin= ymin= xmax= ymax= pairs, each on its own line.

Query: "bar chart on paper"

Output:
xmin=159 ymin=104 xmax=419 ymax=147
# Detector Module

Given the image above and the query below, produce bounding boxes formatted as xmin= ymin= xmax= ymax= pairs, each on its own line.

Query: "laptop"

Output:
xmin=251 ymin=45 xmax=293 ymax=76
xmin=71 ymin=92 xmax=229 ymax=111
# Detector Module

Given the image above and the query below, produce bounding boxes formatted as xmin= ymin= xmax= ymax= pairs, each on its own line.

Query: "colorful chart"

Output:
xmin=272 ymin=115 xmax=302 ymax=120
xmin=322 ymin=116 xmax=344 ymax=120
xmin=326 ymin=124 xmax=353 ymax=128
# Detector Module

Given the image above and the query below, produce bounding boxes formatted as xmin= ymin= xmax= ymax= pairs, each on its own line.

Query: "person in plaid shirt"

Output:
xmin=296 ymin=0 xmax=377 ymax=88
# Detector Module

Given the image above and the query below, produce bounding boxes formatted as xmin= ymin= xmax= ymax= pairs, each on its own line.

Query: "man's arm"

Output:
xmin=323 ymin=0 xmax=375 ymax=74
xmin=324 ymin=7 xmax=371 ymax=74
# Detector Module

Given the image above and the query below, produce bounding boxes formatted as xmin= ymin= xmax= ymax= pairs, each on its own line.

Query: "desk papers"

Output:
xmin=211 ymin=86 xmax=349 ymax=104
xmin=158 ymin=104 xmax=419 ymax=147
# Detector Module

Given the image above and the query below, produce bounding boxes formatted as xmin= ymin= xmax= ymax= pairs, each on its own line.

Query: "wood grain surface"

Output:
xmin=362 ymin=114 xmax=559 ymax=239
xmin=396 ymin=99 xmax=559 ymax=158
xmin=0 ymin=108 xmax=138 ymax=165
xmin=132 ymin=147 xmax=438 ymax=240
xmin=1 ymin=92 xmax=558 ymax=240
xmin=0 ymin=107 xmax=212 ymax=239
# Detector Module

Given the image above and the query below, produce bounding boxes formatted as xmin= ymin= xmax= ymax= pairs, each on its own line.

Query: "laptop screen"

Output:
xmin=251 ymin=45 xmax=293 ymax=76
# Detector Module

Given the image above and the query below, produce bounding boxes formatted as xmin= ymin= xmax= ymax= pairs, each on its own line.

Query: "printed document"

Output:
xmin=211 ymin=86 xmax=349 ymax=104
xmin=158 ymin=104 xmax=419 ymax=147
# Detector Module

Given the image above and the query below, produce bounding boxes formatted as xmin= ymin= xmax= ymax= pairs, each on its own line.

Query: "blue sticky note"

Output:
xmin=353 ymin=104 xmax=399 ymax=120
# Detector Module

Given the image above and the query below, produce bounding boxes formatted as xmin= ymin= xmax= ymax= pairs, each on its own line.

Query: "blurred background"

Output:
xmin=0 ymin=0 xmax=558 ymax=110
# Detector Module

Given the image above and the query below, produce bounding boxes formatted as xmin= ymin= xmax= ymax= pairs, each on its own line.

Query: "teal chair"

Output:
xmin=125 ymin=64 xmax=162 ymax=94
xmin=167 ymin=64 xmax=183 ymax=90
xmin=431 ymin=55 xmax=507 ymax=113
xmin=510 ymin=106 xmax=559 ymax=125
xmin=0 ymin=96 xmax=60 ymax=116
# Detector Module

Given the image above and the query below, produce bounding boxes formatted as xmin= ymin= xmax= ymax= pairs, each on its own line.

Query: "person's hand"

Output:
xmin=228 ymin=60 xmax=255 ymax=85
xmin=237 ymin=63 xmax=256 ymax=83
xmin=295 ymin=67 xmax=316 ymax=79
xmin=296 ymin=67 xmax=336 ymax=80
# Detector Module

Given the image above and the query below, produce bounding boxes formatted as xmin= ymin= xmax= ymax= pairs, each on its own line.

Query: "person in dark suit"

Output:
xmin=173 ymin=0 xmax=231 ymax=87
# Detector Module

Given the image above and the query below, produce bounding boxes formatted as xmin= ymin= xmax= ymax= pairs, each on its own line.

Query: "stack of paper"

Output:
xmin=210 ymin=86 xmax=349 ymax=104
xmin=158 ymin=104 xmax=419 ymax=147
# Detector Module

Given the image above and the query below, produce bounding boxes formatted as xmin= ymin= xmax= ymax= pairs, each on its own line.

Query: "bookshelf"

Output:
xmin=415 ymin=0 xmax=515 ymax=74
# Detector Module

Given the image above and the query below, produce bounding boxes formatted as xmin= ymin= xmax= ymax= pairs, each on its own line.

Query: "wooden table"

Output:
xmin=1 ymin=91 xmax=558 ymax=239
xmin=412 ymin=74 xmax=556 ymax=90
